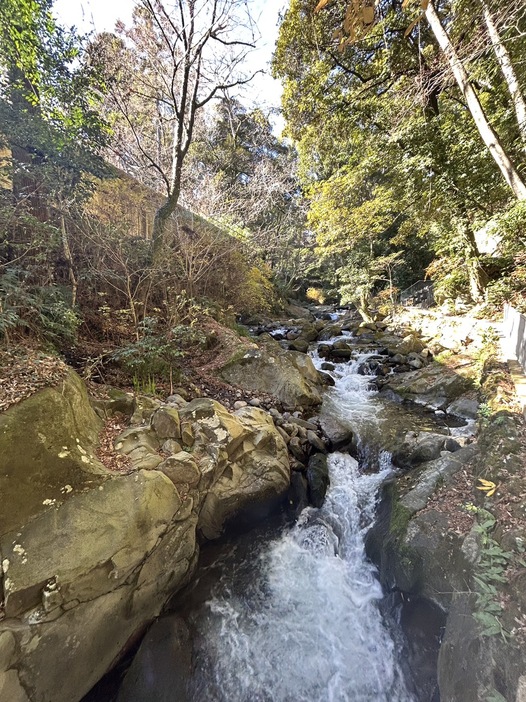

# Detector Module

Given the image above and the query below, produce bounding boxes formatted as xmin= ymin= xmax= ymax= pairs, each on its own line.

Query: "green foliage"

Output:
xmin=477 ymin=403 xmax=492 ymax=419
xmin=431 ymin=267 xmax=471 ymax=304
xmin=0 ymin=0 xmax=110 ymax=204
xmin=272 ymin=0 xmax=526 ymax=306
xmin=236 ymin=265 xmax=280 ymax=316
xmin=132 ymin=374 xmax=157 ymax=396
xmin=0 ymin=268 xmax=80 ymax=344
xmin=110 ymin=317 xmax=184 ymax=383
xmin=464 ymin=504 xmax=512 ymax=640
xmin=306 ymin=287 xmax=326 ymax=304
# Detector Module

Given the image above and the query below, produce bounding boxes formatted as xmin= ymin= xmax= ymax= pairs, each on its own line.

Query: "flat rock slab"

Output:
xmin=384 ymin=362 xmax=472 ymax=410
xmin=219 ymin=348 xmax=322 ymax=409
xmin=401 ymin=445 xmax=478 ymax=514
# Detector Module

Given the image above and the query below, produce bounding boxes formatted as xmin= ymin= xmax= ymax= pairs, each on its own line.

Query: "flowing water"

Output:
xmin=186 ymin=452 xmax=413 ymax=702
xmin=182 ymin=340 xmax=416 ymax=702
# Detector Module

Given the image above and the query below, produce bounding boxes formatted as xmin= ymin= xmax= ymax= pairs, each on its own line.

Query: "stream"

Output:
xmin=183 ymin=452 xmax=412 ymax=702
xmin=89 ymin=333 xmax=450 ymax=701
xmin=169 ymin=340 xmax=443 ymax=701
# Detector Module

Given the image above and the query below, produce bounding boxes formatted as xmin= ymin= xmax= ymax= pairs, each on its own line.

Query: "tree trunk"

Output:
xmin=356 ymin=286 xmax=374 ymax=322
xmin=480 ymin=0 xmax=526 ymax=146
xmin=60 ymin=213 xmax=78 ymax=307
xmin=461 ymin=221 xmax=488 ymax=301
xmin=425 ymin=1 xmax=526 ymax=200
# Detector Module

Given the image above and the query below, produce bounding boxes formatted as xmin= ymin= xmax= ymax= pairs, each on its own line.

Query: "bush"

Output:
xmin=306 ymin=287 xmax=326 ymax=304
xmin=432 ymin=268 xmax=470 ymax=304
xmin=485 ymin=255 xmax=526 ymax=313
xmin=110 ymin=317 xmax=184 ymax=386
xmin=0 ymin=269 xmax=80 ymax=344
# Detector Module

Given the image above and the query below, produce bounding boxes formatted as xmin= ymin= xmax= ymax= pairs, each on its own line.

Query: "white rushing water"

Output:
xmin=190 ymin=452 xmax=412 ymax=702
xmin=189 ymin=344 xmax=414 ymax=702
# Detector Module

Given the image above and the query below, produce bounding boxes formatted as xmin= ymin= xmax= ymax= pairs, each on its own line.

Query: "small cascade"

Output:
xmin=187 ymin=452 xmax=414 ymax=702
xmin=181 ymin=342 xmax=416 ymax=701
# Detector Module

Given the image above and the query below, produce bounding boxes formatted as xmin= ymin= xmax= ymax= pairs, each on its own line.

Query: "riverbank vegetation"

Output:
xmin=1 ymin=0 xmax=526 ymax=388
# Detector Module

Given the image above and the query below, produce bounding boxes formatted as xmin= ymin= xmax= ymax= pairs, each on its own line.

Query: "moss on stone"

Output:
xmin=0 ymin=370 xmax=106 ymax=536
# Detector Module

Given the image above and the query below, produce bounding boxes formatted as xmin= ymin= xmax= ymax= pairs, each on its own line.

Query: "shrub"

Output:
xmin=110 ymin=317 xmax=184 ymax=385
xmin=0 ymin=269 xmax=80 ymax=345
xmin=306 ymin=287 xmax=326 ymax=304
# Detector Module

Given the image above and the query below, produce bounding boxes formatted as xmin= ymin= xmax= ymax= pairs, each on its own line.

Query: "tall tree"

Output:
xmin=478 ymin=0 xmax=526 ymax=146
xmin=423 ymin=0 xmax=526 ymax=200
xmin=315 ymin=0 xmax=526 ymax=199
xmin=91 ymin=0 xmax=259 ymax=262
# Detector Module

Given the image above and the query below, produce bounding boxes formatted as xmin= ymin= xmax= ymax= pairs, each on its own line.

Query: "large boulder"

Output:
xmin=0 ymin=377 xmax=291 ymax=702
xmin=0 ymin=370 xmax=105 ymax=536
xmin=382 ymin=362 xmax=472 ymax=410
xmin=219 ymin=347 xmax=323 ymax=409
xmin=176 ymin=399 xmax=290 ymax=539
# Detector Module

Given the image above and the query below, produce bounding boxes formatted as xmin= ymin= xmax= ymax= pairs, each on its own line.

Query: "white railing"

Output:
xmin=503 ymin=303 xmax=526 ymax=372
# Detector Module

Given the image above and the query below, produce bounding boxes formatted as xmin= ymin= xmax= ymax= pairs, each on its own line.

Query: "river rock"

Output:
xmin=0 ymin=670 xmax=30 ymax=702
xmin=298 ymin=323 xmax=319 ymax=342
xmin=165 ymin=393 xmax=188 ymax=408
xmin=333 ymin=340 xmax=350 ymax=350
xmin=151 ymin=407 xmax=181 ymax=440
xmin=159 ymin=453 xmax=201 ymax=487
xmin=383 ymin=362 xmax=472 ymax=410
xmin=330 ymin=348 xmax=353 ymax=360
xmin=317 ymin=370 xmax=336 ymax=386
xmin=287 ymin=472 xmax=309 ymax=517
xmin=289 ymin=338 xmax=309 ymax=353
xmin=131 ymin=395 xmax=162 ymax=424
xmin=400 ymin=445 xmax=478 ymax=513
xmin=318 ymin=324 xmax=342 ymax=341
xmin=0 ymin=377 xmax=291 ymax=702
xmin=307 ymin=430 xmax=326 ymax=452
xmin=116 ymin=615 xmax=192 ymax=702
xmin=219 ymin=347 xmax=323 ymax=409
xmin=284 ymin=302 xmax=314 ymax=320
xmin=446 ymin=396 xmax=479 ymax=419
xmin=288 ymin=436 xmax=308 ymax=462
xmin=115 ymin=425 xmax=162 ymax=470
xmin=306 ymin=453 xmax=330 ymax=508
xmin=318 ymin=413 xmax=354 ymax=451
xmin=392 ymin=431 xmax=450 ymax=469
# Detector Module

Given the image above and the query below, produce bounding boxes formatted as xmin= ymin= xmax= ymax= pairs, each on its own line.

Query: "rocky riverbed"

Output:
xmin=1 ymin=304 xmax=525 ymax=702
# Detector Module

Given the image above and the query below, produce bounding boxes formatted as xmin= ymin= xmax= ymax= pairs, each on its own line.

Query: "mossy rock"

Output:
xmin=219 ymin=348 xmax=322 ymax=409
xmin=0 ymin=370 xmax=106 ymax=536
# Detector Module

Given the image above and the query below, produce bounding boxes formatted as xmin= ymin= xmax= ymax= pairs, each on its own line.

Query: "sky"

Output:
xmin=52 ymin=0 xmax=288 ymax=129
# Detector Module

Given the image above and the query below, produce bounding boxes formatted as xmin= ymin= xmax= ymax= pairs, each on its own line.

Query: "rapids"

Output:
xmin=187 ymin=451 xmax=414 ymax=702
xmin=184 ymin=342 xmax=416 ymax=701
